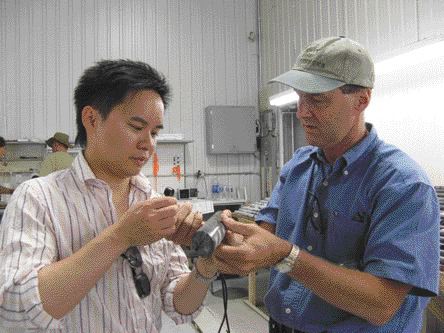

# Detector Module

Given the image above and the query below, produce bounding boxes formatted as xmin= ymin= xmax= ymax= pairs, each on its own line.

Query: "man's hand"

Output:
xmin=195 ymin=256 xmax=218 ymax=278
xmin=213 ymin=210 xmax=292 ymax=275
xmin=116 ymin=196 xmax=178 ymax=247
xmin=167 ymin=202 xmax=203 ymax=246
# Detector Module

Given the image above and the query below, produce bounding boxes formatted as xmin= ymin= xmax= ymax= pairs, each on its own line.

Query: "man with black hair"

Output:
xmin=0 ymin=136 xmax=14 ymax=195
xmin=215 ymin=37 xmax=439 ymax=333
xmin=0 ymin=60 xmax=217 ymax=332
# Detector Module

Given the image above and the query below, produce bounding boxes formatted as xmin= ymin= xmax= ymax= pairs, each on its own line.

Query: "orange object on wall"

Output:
xmin=152 ymin=151 xmax=159 ymax=191
xmin=172 ymin=164 xmax=181 ymax=181
xmin=153 ymin=151 xmax=159 ymax=177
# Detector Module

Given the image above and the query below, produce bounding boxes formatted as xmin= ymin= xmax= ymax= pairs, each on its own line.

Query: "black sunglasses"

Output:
xmin=304 ymin=190 xmax=327 ymax=235
xmin=122 ymin=246 xmax=151 ymax=298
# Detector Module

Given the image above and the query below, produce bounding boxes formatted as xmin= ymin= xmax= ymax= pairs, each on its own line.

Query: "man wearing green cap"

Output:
xmin=215 ymin=37 xmax=439 ymax=332
xmin=0 ymin=136 xmax=14 ymax=194
xmin=39 ymin=132 xmax=75 ymax=176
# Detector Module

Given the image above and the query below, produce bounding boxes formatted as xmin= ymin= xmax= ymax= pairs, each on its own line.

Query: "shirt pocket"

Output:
xmin=325 ymin=209 xmax=369 ymax=265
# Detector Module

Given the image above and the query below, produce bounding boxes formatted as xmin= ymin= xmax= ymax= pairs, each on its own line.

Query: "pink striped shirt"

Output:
xmin=0 ymin=152 xmax=199 ymax=332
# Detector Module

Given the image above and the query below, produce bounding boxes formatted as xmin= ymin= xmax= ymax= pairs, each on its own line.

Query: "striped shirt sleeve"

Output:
xmin=160 ymin=240 xmax=203 ymax=324
xmin=0 ymin=181 xmax=63 ymax=330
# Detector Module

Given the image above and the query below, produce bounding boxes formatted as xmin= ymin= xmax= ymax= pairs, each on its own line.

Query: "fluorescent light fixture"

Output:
xmin=375 ymin=40 xmax=444 ymax=75
xmin=269 ymin=89 xmax=299 ymax=107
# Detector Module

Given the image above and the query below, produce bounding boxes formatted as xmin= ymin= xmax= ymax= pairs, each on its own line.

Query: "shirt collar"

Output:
xmin=71 ymin=151 xmax=100 ymax=184
xmin=309 ymin=123 xmax=378 ymax=170
xmin=342 ymin=123 xmax=378 ymax=168
xmin=71 ymin=151 xmax=152 ymax=195
xmin=129 ymin=172 xmax=152 ymax=195
xmin=310 ymin=148 xmax=328 ymax=164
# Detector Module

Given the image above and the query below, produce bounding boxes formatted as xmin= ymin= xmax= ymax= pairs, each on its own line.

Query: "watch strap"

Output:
xmin=192 ymin=263 xmax=218 ymax=285
xmin=274 ymin=244 xmax=300 ymax=273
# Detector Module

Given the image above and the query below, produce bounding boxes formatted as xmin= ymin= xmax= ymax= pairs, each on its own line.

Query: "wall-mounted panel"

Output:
xmin=206 ymin=106 xmax=257 ymax=154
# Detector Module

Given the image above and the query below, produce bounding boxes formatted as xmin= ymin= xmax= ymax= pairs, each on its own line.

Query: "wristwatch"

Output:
xmin=192 ymin=263 xmax=218 ymax=286
xmin=274 ymin=244 xmax=300 ymax=273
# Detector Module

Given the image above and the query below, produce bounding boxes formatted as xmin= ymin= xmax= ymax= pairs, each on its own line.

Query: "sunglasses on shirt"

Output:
xmin=121 ymin=246 xmax=151 ymax=298
xmin=304 ymin=190 xmax=327 ymax=235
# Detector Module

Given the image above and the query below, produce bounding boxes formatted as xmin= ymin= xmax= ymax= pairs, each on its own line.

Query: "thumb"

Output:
xmin=221 ymin=216 xmax=255 ymax=237
xmin=176 ymin=202 xmax=192 ymax=221
xmin=224 ymin=230 xmax=244 ymax=246
xmin=221 ymin=209 xmax=232 ymax=219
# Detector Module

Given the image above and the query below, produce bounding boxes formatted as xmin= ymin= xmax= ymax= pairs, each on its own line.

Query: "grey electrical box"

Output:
xmin=205 ymin=105 xmax=257 ymax=154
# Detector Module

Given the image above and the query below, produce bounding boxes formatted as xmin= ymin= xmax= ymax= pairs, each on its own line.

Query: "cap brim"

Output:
xmin=46 ymin=138 xmax=55 ymax=146
xmin=46 ymin=138 xmax=73 ymax=148
xmin=56 ymin=140 xmax=74 ymax=148
xmin=269 ymin=70 xmax=346 ymax=93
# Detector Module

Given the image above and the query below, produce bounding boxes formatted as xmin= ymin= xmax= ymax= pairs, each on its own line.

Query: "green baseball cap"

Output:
xmin=46 ymin=132 xmax=73 ymax=148
xmin=269 ymin=36 xmax=375 ymax=93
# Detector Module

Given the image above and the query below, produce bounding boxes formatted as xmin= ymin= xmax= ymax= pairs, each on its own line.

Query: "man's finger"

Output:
xmin=212 ymin=252 xmax=248 ymax=276
xmin=148 ymin=196 xmax=177 ymax=209
xmin=152 ymin=205 xmax=178 ymax=220
xmin=157 ymin=216 xmax=177 ymax=230
xmin=220 ymin=217 xmax=255 ymax=237
xmin=176 ymin=202 xmax=193 ymax=223
xmin=221 ymin=209 xmax=232 ymax=219
xmin=159 ymin=224 xmax=177 ymax=237
xmin=191 ymin=211 xmax=203 ymax=231
xmin=214 ymin=242 xmax=248 ymax=262
xmin=179 ymin=212 xmax=199 ymax=245
xmin=224 ymin=230 xmax=244 ymax=246
xmin=180 ymin=210 xmax=195 ymax=231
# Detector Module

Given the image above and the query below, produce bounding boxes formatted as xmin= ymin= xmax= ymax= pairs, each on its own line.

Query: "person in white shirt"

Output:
xmin=0 ymin=59 xmax=217 ymax=333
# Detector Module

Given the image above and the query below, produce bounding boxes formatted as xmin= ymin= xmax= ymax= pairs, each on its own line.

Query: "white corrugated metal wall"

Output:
xmin=259 ymin=0 xmax=444 ymax=185
xmin=0 ymin=0 xmax=261 ymax=202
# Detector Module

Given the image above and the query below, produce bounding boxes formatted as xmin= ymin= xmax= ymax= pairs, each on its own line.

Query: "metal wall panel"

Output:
xmin=418 ymin=0 xmax=444 ymax=39
xmin=0 ymin=0 xmax=260 ymax=202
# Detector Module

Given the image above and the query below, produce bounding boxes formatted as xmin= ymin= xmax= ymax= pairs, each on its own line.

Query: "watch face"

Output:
xmin=276 ymin=262 xmax=291 ymax=273
xmin=274 ymin=245 xmax=299 ymax=273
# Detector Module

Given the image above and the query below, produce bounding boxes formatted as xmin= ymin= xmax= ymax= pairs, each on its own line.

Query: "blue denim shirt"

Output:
xmin=256 ymin=124 xmax=440 ymax=333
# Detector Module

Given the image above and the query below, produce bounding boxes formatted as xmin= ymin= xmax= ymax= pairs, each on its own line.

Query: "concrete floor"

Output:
xmin=160 ymin=269 xmax=431 ymax=333
xmin=161 ymin=270 xmax=270 ymax=333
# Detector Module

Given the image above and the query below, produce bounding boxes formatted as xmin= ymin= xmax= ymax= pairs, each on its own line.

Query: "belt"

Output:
xmin=269 ymin=317 xmax=307 ymax=333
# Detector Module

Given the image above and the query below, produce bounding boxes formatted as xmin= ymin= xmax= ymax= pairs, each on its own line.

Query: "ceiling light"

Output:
xmin=269 ymin=89 xmax=299 ymax=107
xmin=375 ymin=40 xmax=444 ymax=75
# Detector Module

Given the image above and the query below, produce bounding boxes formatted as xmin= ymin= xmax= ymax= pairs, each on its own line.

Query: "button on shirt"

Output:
xmin=256 ymin=123 xmax=440 ymax=332
xmin=0 ymin=152 xmax=199 ymax=332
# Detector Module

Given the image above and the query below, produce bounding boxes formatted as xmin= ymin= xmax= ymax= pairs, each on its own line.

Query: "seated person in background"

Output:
xmin=0 ymin=136 xmax=14 ymax=194
xmin=0 ymin=59 xmax=217 ymax=332
xmin=39 ymin=132 xmax=75 ymax=176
